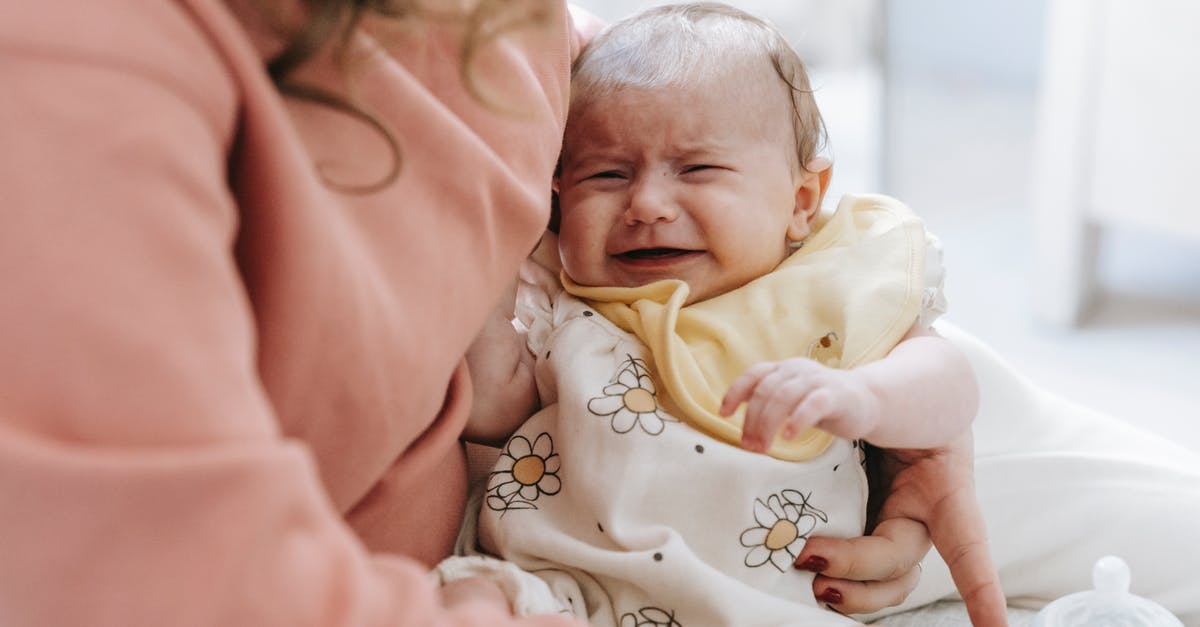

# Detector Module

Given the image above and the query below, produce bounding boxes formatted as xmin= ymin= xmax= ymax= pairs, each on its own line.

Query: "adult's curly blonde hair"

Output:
xmin=263 ymin=0 xmax=555 ymax=191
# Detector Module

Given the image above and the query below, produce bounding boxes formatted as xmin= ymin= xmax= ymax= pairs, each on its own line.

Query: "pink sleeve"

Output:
xmin=0 ymin=2 xmax=579 ymax=626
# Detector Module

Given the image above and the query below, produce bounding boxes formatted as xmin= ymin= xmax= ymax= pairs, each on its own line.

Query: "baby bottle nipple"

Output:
xmin=1032 ymin=555 xmax=1184 ymax=626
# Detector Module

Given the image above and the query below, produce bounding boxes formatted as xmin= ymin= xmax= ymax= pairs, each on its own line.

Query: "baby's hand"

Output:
xmin=719 ymin=358 xmax=881 ymax=453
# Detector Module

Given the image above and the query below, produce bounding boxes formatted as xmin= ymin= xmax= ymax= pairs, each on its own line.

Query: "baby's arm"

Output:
xmin=720 ymin=322 xmax=978 ymax=451
xmin=463 ymin=284 xmax=540 ymax=446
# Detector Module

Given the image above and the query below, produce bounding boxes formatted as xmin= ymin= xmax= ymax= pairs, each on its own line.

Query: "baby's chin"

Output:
xmin=564 ymin=273 xmax=722 ymax=307
xmin=561 ymin=269 xmax=659 ymax=293
xmin=562 ymin=273 xmax=651 ymax=291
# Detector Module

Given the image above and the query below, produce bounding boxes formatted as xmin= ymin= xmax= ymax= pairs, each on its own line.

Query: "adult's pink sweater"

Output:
xmin=0 ymin=0 xmax=583 ymax=625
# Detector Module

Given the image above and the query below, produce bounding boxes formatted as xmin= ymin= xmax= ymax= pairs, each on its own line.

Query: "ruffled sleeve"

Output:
xmin=515 ymin=233 xmax=566 ymax=356
xmin=919 ymin=230 xmax=949 ymax=328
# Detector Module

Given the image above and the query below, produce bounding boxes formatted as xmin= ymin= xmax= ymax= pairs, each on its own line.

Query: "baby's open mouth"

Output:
xmin=617 ymin=248 xmax=698 ymax=260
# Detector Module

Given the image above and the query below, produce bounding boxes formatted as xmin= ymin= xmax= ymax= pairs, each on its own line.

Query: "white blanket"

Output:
xmin=879 ymin=321 xmax=1200 ymax=625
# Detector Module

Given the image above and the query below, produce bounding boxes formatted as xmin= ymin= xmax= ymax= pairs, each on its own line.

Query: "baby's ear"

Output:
xmin=787 ymin=158 xmax=833 ymax=241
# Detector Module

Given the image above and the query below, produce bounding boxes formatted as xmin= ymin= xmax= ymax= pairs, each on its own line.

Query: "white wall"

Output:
xmin=570 ymin=0 xmax=880 ymax=68
xmin=886 ymin=0 xmax=1045 ymax=87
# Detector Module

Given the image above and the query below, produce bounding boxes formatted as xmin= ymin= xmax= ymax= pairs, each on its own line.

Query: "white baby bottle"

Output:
xmin=1032 ymin=555 xmax=1184 ymax=626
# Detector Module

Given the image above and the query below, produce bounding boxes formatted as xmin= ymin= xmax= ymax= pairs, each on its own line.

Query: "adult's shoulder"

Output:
xmin=0 ymin=0 xmax=252 ymax=143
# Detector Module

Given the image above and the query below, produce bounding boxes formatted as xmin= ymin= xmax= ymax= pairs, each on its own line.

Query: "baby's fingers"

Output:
xmin=742 ymin=372 xmax=817 ymax=451
xmin=779 ymin=389 xmax=835 ymax=440
xmin=719 ymin=362 xmax=778 ymax=416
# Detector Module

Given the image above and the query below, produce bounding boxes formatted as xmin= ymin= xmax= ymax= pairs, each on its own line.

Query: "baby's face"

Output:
xmin=557 ymin=72 xmax=817 ymax=304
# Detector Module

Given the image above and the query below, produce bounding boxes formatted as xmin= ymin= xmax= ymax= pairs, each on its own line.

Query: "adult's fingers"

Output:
xmin=796 ymin=518 xmax=929 ymax=615
xmin=439 ymin=576 xmax=512 ymax=613
xmin=881 ymin=434 xmax=1009 ymax=626
xmin=811 ymin=567 xmax=922 ymax=616
xmin=801 ymin=514 xmax=931 ymax=602
xmin=925 ymin=489 xmax=1008 ymax=627
xmin=797 ymin=517 xmax=929 ymax=582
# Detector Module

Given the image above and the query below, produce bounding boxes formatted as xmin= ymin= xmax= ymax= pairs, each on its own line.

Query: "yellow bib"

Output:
xmin=563 ymin=194 xmax=926 ymax=461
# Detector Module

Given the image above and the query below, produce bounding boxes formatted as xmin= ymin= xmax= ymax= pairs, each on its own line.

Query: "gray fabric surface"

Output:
xmin=872 ymin=601 xmax=1037 ymax=626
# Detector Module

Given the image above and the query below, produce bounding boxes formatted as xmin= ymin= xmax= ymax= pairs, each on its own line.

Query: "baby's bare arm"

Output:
xmin=850 ymin=324 xmax=978 ymax=447
xmin=463 ymin=285 xmax=539 ymax=446
xmin=722 ymin=323 xmax=978 ymax=450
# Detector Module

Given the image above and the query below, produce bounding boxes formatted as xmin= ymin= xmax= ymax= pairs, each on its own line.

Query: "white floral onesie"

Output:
xmin=470 ymin=195 xmax=945 ymax=627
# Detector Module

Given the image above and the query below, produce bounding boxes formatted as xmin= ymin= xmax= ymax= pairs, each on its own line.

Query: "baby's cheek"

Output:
xmin=559 ymin=224 xmax=611 ymax=277
xmin=558 ymin=243 xmax=603 ymax=286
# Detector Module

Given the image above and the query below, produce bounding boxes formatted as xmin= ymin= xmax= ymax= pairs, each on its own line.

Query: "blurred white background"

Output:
xmin=572 ymin=0 xmax=1200 ymax=450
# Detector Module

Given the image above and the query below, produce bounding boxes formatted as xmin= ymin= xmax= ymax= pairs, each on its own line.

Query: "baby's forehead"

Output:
xmin=566 ymin=64 xmax=796 ymax=137
xmin=573 ymin=44 xmax=781 ymax=100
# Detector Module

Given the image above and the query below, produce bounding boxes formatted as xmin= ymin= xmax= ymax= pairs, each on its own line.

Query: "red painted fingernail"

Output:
xmin=817 ymin=588 xmax=843 ymax=605
xmin=796 ymin=555 xmax=828 ymax=572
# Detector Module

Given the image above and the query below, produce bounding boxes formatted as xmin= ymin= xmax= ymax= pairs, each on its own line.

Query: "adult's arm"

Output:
xmin=464 ymin=284 xmax=540 ymax=445
xmin=464 ymin=3 xmax=602 ymax=445
xmin=0 ymin=2 xmax=580 ymax=625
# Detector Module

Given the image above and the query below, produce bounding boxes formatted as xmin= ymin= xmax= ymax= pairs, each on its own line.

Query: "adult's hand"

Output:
xmin=794 ymin=431 xmax=1008 ymax=626
xmin=440 ymin=576 xmax=513 ymax=613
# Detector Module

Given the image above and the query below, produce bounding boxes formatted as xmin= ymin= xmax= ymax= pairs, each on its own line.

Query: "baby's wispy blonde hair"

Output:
xmin=569 ymin=2 xmax=827 ymax=171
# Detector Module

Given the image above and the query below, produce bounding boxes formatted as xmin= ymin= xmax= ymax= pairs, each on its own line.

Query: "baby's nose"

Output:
xmin=625 ymin=176 xmax=678 ymax=224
